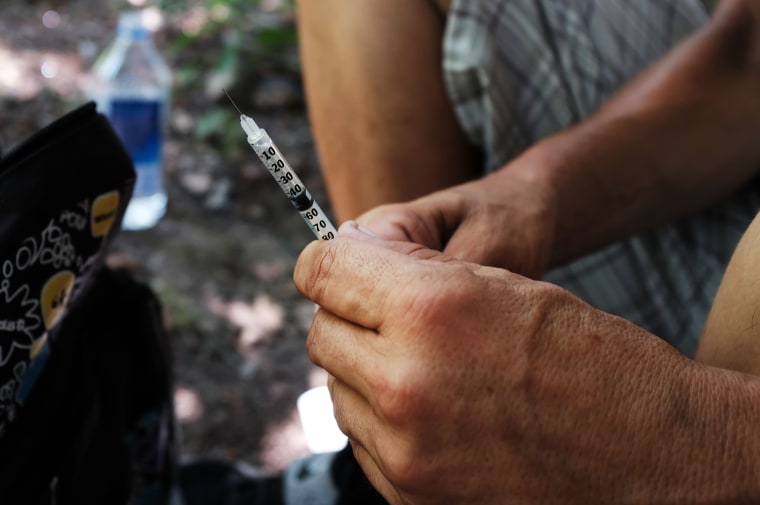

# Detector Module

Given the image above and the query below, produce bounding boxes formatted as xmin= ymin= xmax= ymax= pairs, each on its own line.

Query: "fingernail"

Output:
xmin=339 ymin=220 xmax=380 ymax=240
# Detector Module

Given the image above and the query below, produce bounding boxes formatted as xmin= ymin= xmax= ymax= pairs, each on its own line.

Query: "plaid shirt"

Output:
xmin=443 ymin=0 xmax=760 ymax=356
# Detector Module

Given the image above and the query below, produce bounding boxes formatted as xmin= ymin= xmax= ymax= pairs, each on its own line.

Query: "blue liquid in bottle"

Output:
xmin=90 ymin=10 xmax=171 ymax=230
xmin=107 ymin=98 xmax=167 ymax=229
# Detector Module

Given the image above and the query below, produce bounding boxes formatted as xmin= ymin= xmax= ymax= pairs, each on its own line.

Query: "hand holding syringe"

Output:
xmin=228 ymin=93 xmax=337 ymax=241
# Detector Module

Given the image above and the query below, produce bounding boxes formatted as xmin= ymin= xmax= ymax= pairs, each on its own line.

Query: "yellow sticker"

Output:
xmin=91 ymin=190 xmax=120 ymax=238
xmin=40 ymin=271 xmax=75 ymax=330
xmin=30 ymin=333 xmax=48 ymax=359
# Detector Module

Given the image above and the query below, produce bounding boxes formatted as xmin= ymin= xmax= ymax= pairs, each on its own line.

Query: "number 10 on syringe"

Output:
xmin=257 ymin=143 xmax=336 ymax=240
xmin=228 ymin=92 xmax=337 ymax=241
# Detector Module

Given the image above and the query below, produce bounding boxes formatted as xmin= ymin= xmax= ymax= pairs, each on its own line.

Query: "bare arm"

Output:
xmin=529 ymin=0 xmax=760 ymax=266
xmin=295 ymin=0 xmax=478 ymax=222
xmin=698 ymin=210 xmax=760 ymax=372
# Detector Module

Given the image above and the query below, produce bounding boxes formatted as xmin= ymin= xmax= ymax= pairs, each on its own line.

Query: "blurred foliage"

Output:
xmin=149 ymin=0 xmax=298 ymax=157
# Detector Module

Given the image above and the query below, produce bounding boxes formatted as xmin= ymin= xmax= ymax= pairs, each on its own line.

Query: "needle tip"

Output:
xmin=224 ymin=88 xmax=244 ymax=116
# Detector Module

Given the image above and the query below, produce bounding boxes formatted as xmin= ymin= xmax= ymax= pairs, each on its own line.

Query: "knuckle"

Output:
xmin=376 ymin=438 xmax=427 ymax=491
xmin=397 ymin=286 xmax=441 ymax=327
xmin=374 ymin=366 xmax=426 ymax=426
xmin=401 ymin=264 xmax=480 ymax=327
xmin=304 ymin=326 xmax=320 ymax=366
xmin=300 ymin=243 xmax=337 ymax=302
xmin=329 ymin=388 xmax=355 ymax=439
xmin=305 ymin=310 xmax=328 ymax=367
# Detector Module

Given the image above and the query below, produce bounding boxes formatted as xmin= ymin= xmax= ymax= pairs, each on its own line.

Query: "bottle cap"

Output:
xmin=117 ymin=11 xmax=150 ymax=40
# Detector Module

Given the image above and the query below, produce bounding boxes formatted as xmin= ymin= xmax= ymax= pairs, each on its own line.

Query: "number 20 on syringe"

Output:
xmin=226 ymin=89 xmax=337 ymax=241
xmin=253 ymin=139 xmax=337 ymax=241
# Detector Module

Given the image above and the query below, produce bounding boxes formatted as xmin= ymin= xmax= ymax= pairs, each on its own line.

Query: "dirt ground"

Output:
xmin=0 ymin=0 xmax=328 ymax=472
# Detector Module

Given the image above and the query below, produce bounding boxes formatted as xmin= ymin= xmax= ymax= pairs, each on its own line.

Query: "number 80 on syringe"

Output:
xmin=230 ymin=97 xmax=338 ymax=241
xmin=253 ymin=142 xmax=337 ymax=241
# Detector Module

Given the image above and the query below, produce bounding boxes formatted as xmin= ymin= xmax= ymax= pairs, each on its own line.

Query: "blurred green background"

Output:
xmin=0 ymin=0 xmax=298 ymax=160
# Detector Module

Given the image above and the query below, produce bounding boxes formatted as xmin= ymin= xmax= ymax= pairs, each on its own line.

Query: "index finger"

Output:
xmin=293 ymin=223 xmax=449 ymax=330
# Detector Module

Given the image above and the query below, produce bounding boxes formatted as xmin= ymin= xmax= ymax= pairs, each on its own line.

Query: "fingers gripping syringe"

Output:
xmin=229 ymin=96 xmax=337 ymax=241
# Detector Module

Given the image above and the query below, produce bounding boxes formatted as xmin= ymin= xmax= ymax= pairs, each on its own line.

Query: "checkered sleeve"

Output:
xmin=442 ymin=0 xmax=760 ymax=356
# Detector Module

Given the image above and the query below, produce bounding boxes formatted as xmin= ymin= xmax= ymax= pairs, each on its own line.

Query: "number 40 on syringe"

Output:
xmin=227 ymin=92 xmax=338 ymax=241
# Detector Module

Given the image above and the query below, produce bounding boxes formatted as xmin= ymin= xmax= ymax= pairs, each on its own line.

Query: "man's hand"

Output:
xmin=358 ymin=0 xmax=760 ymax=276
xmin=293 ymin=223 xmax=760 ymax=504
xmin=355 ymin=162 xmax=557 ymax=279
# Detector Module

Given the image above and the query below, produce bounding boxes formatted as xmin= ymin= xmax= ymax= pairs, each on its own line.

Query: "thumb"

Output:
xmin=355 ymin=203 xmax=445 ymax=250
xmin=443 ymin=220 xmax=548 ymax=278
xmin=337 ymin=220 xmax=383 ymax=241
xmin=442 ymin=220 xmax=500 ymax=266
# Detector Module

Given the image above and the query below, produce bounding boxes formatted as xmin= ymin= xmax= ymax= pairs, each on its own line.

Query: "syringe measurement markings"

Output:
xmin=225 ymin=88 xmax=337 ymax=241
xmin=249 ymin=136 xmax=337 ymax=240
xmin=256 ymin=145 xmax=302 ymax=199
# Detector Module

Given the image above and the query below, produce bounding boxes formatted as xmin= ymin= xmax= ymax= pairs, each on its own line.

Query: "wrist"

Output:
xmin=488 ymin=148 xmax=561 ymax=276
xmin=599 ymin=344 xmax=760 ymax=503
xmin=661 ymin=363 xmax=760 ymax=502
xmin=506 ymin=133 xmax=590 ymax=269
xmin=512 ymin=115 xmax=671 ymax=268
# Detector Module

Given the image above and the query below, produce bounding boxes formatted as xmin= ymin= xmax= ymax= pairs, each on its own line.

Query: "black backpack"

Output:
xmin=0 ymin=102 xmax=178 ymax=504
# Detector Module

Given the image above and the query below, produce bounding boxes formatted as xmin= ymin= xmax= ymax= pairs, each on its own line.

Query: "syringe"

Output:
xmin=227 ymin=93 xmax=337 ymax=241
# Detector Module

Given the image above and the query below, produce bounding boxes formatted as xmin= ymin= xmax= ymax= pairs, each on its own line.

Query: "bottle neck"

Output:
xmin=116 ymin=10 xmax=152 ymax=42
xmin=117 ymin=26 xmax=151 ymax=42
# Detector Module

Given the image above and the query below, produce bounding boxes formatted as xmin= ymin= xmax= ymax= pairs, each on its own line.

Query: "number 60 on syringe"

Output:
xmin=226 ymin=90 xmax=337 ymax=241
xmin=254 ymin=142 xmax=337 ymax=241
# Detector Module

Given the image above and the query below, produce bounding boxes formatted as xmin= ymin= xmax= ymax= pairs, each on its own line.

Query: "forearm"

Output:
xmin=514 ymin=0 xmax=760 ymax=267
xmin=556 ymin=326 xmax=760 ymax=502
xmin=508 ymin=290 xmax=760 ymax=502
xmin=671 ymin=363 xmax=760 ymax=502
xmin=697 ymin=209 xmax=760 ymax=373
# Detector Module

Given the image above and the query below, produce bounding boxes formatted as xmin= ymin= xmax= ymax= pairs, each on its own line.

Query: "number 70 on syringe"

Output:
xmin=237 ymin=108 xmax=338 ymax=241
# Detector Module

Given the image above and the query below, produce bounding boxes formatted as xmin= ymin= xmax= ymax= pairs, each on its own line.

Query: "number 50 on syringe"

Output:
xmin=227 ymin=92 xmax=337 ymax=241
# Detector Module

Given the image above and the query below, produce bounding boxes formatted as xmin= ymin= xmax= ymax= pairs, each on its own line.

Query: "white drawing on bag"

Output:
xmin=60 ymin=210 xmax=87 ymax=231
xmin=2 ymin=220 xmax=80 ymax=279
xmin=0 ymin=280 xmax=40 ymax=367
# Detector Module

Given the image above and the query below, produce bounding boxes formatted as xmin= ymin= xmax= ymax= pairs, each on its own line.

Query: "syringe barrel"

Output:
xmin=247 ymin=130 xmax=337 ymax=240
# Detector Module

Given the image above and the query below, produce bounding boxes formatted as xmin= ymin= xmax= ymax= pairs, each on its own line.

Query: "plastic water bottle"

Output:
xmin=90 ymin=10 xmax=171 ymax=230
